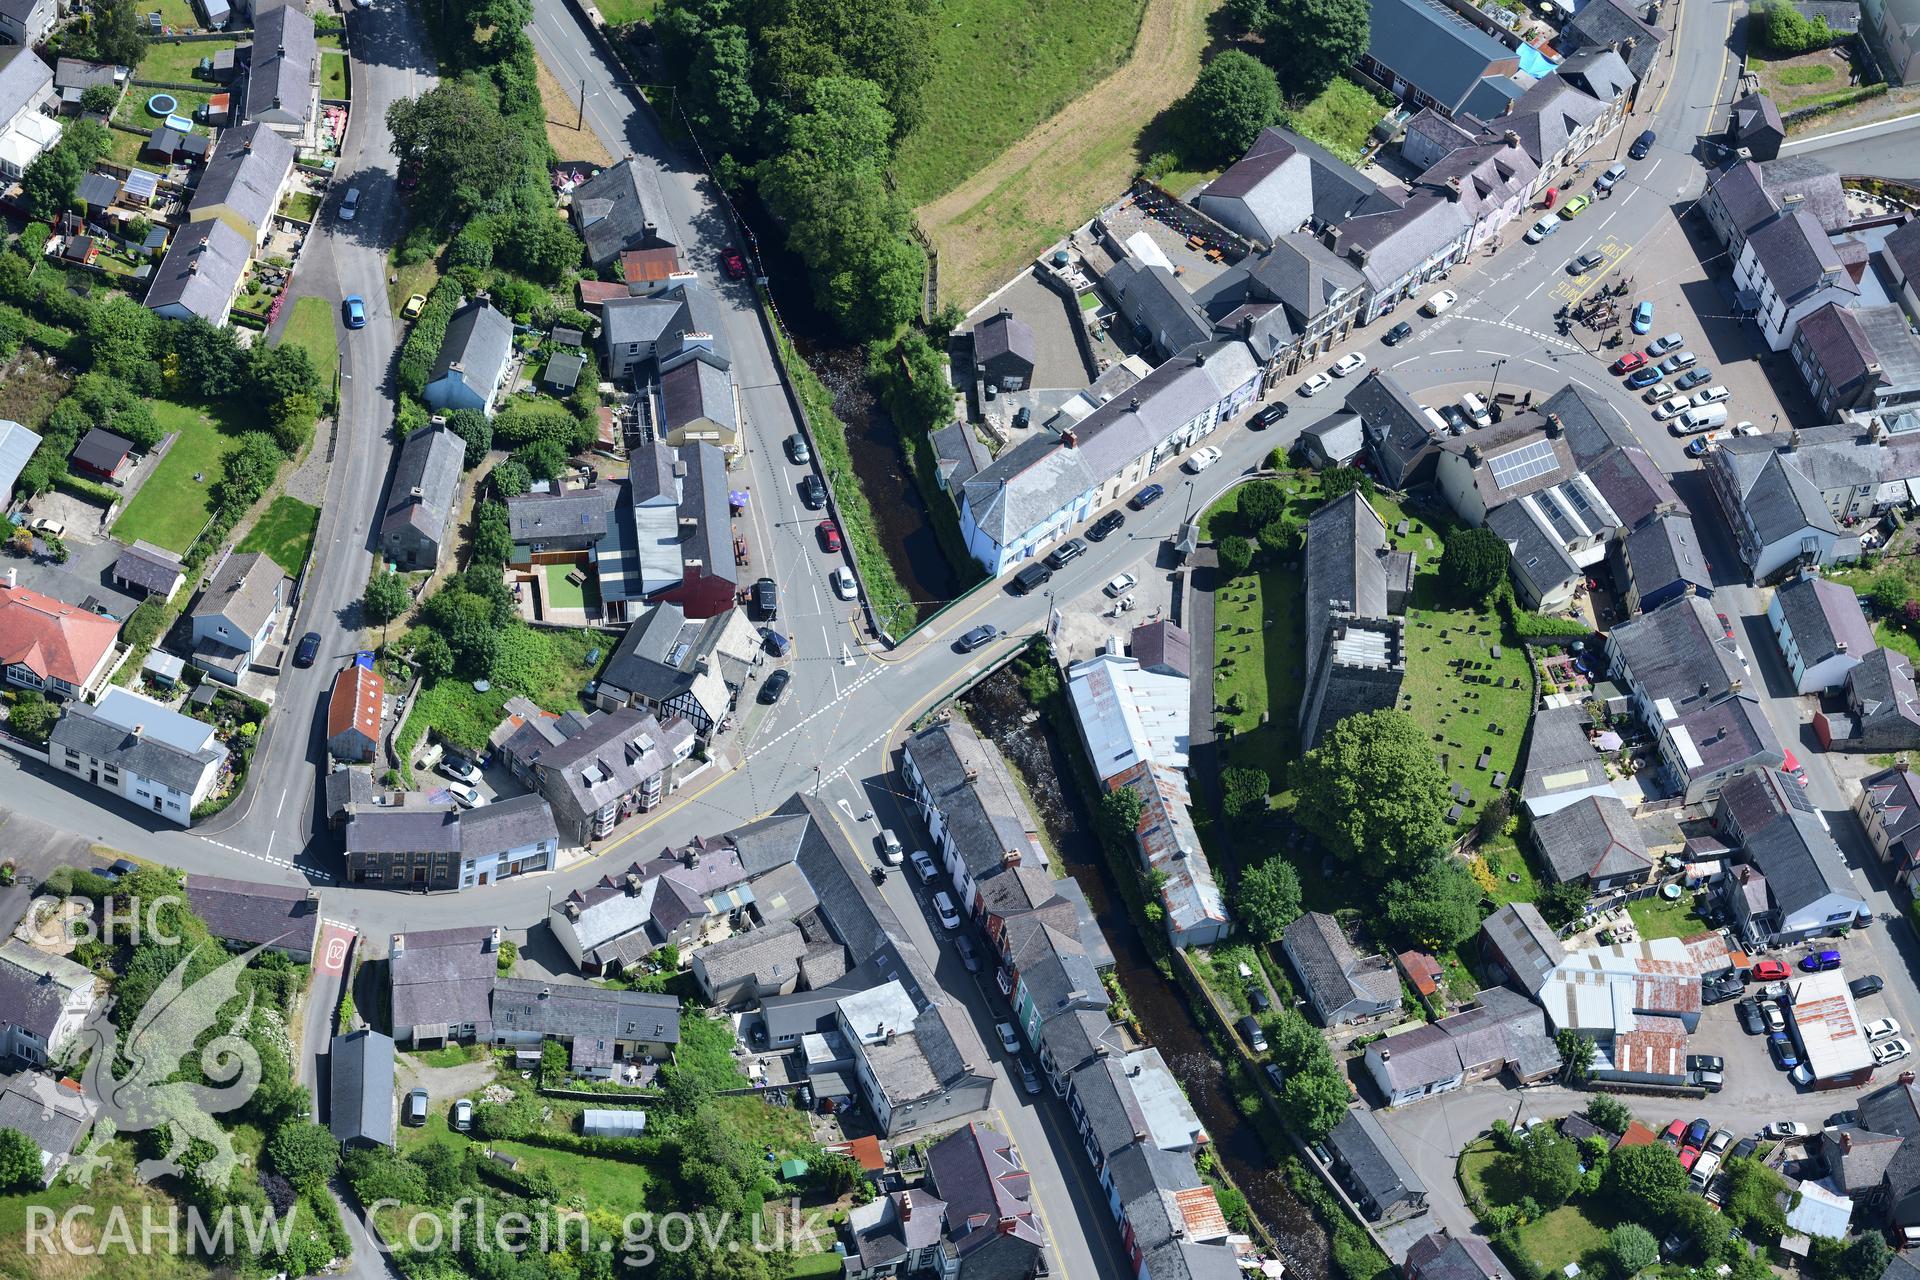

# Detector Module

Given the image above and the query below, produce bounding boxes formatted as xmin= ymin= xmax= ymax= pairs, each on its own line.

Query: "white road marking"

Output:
xmin=197 ymin=835 xmax=331 ymax=881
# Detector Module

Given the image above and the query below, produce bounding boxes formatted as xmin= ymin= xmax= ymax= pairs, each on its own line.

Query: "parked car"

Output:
xmin=1526 ymin=214 xmax=1560 ymax=242
xmin=723 ymin=250 xmax=747 ymax=279
xmin=758 ymin=669 xmax=790 ymax=704
xmin=956 ymin=935 xmax=982 ymax=974
xmin=1750 ymin=959 xmax=1792 ymax=981
xmin=996 ymin=1022 xmax=1021 ymax=1054
xmin=1298 ymin=372 xmax=1333 ymax=396
xmin=453 ymin=1098 xmax=473 ymax=1132
xmin=1678 ymin=1145 xmax=1700 ymax=1171
xmin=339 ymin=186 xmax=360 ymax=221
xmin=1729 ymin=1137 xmax=1758 ymax=1161
xmin=753 ymin=577 xmax=778 ymax=619
xmin=1626 ymin=367 xmax=1664 ymax=389
xmin=877 ymin=829 xmax=903 ymax=865
xmin=1010 ymin=563 xmax=1052 ymax=595
xmin=1851 ymin=975 xmax=1886 ymax=998
xmin=402 ymin=293 xmax=427 ymax=320
xmin=816 ymin=520 xmax=842 ymax=552
xmin=1086 ymin=510 xmax=1126 ymax=541
xmin=1251 ymin=403 xmax=1289 ymax=428
xmin=1019 ymin=1059 xmax=1042 ymax=1095
xmin=1569 ymin=251 xmax=1606 ymax=274
xmin=1044 ymin=537 xmax=1086 ymax=570
xmin=1630 ymin=129 xmax=1656 ymax=159
xmin=1685 ymin=437 xmax=1714 ymax=459
xmin=910 ymin=850 xmax=938 ymax=883
xmin=1764 ymin=1002 xmax=1787 ymax=1033
xmin=441 ymin=756 xmax=479 ymax=784
xmin=1660 ymin=1120 xmax=1686 ymax=1147
xmin=1685 ymin=1118 xmax=1710 ymax=1150
xmin=1769 ymin=1032 xmax=1800 ymax=1069
xmin=1129 ymin=484 xmax=1165 ymax=510
xmin=1687 ymin=1055 xmax=1725 ymax=1074
xmin=1611 ymin=351 xmax=1649 ymax=374
xmin=1184 ymin=445 xmax=1224 ymax=473
xmin=785 ymin=433 xmax=811 ymax=465
xmin=1331 ymin=352 xmax=1369 ymax=378
xmin=1423 ymin=289 xmax=1459 ymax=315
xmin=1690 ymin=384 xmax=1730 ymax=405
xmin=1647 ymin=332 xmax=1686 ymax=357
xmin=1703 ymin=975 xmax=1743 ymax=1004
xmin=830 ymin=566 xmax=858 ymax=600
xmin=405 ymin=1088 xmax=429 ymax=1126
xmin=1674 ymin=369 xmax=1714 ymax=391
xmin=1237 ymin=1016 xmax=1268 ymax=1054
xmin=1736 ymin=998 xmax=1765 ymax=1034
xmin=294 ymin=631 xmax=321 ymax=667
xmin=1598 ymin=163 xmax=1630 ymax=192
xmin=1248 ymin=986 xmax=1270 ymax=1013
xmin=445 ymin=782 xmax=485 ymax=809
xmin=933 ymin=892 xmax=962 ymax=930
xmin=1559 ymin=194 xmax=1592 ymax=219
xmin=1706 ymin=1129 xmax=1733 ymax=1154
xmin=1801 ymin=949 xmax=1842 ymax=972
xmin=1877 ymin=1038 xmax=1914 ymax=1066
xmin=1632 ymin=301 xmax=1655 ymax=334
xmin=1653 ymin=395 xmax=1692 ymax=421
xmin=1383 ymin=320 xmax=1414 ymax=346
xmin=344 ymin=295 xmax=366 ymax=329
xmin=1867 ymin=1018 xmax=1902 ymax=1041
xmin=1766 ymin=1120 xmax=1809 ymax=1139
xmin=1658 ymin=351 xmax=1698 ymax=374
xmin=1105 ymin=573 xmax=1137 ymax=598
xmin=800 ymin=474 xmax=828 ymax=509
xmin=1691 ymin=1070 xmax=1723 ymax=1093
xmin=1689 ymin=1151 xmax=1722 ymax=1188
xmin=957 ymin=624 xmax=998 ymax=653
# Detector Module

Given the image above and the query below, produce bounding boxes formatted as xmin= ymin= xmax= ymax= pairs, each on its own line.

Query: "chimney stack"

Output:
xmin=1545 ymin=412 xmax=1565 ymax=438
xmin=4 ymin=568 xmax=14 ymax=590
xmin=899 ymin=1195 xmax=912 ymax=1223
xmin=1062 ymin=429 xmax=1078 ymax=448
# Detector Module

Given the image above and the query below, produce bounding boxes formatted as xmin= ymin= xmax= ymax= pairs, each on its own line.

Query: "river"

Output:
xmin=735 ymin=189 xmax=966 ymax=623
xmin=961 ymin=666 xmax=1331 ymax=1274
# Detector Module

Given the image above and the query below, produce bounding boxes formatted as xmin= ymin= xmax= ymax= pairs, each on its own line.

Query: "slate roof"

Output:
xmin=1284 ymin=910 xmax=1400 ymax=1020
xmin=1331 ymin=193 xmax=1472 ymax=292
xmin=186 ymin=875 xmax=315 ymax=951
xmin=1733 ymin=91 xmax=1786 ymax=147
xmin=1406 ymin=1232 xmax=1514 ymax=1280
xmin=1561 ymin=0 xmax=1668 ymax=79
xmin=1775 ymin=574 xmax=1872 ymax=670
xmin=1487 ymin=499 xmax=1579 ymax=604
xmin=188 ymin=122 xmax=295 ymax=234
xmin=49 ymin=692 xmax=224 ymax=793
xmin=0 ymin=942 xmax=93 ymax=1042
xmin=658 ymin=357 xmax=735 ymax=433
xmin=1131 ymin=619 xmax=1191 ymax=678
xmin=1886 ymin=218 xmax=1920 ymax=287
xmin=1748 ymin=207 xmax=1855 ymax=306
xmin=70 ymin=429 xmax=130 ymax=476
xmin=329 ymin=1029 xmax=395 ymax=1145
xmin=1851 ymin=651 xmax=1920 ymax=737
xmin=1537 ymin=384 xmax=1637 ymax=469
xmin=600 ymin=602 xmax=745 ymax=705
xmin=905 ymin=720 xmax=1041 ymax=882
xmin=145 ymin=216 xmax=250 ymax=322
xmin=1709 ymin=438 xmax=1843 ymax=551
xmin=531 ymin=706 xmax=679 ymax=831
xmin=1301 ymin=411 xmax=1366 ymax=465
xmin=459 ymin=793 xmax=560 ymax=855
xmin=1624 ymin=511 xmax=1710 ymax=601
xmin=1103 ymin=258 xmax=1212 ymax=356
xmin=1347 ymin=370 xmax=1438 ymax=487
xmin=492 ymin=976 xmax=681 ymax=1046
xmin=1556 ymin=48 xmax=1635 ymax=104
xmin=1197 ymin=127 xmax=1380 ymax=239
xmin=429 ymin=301 xmax=513 ymax=399
xmin=0 ymin=1073 xmax=94 ymax=1182
xmin=1610 ymin=594 xmax=1746 ymax=711
xmin=507 ymin=482 xmax=618 ymax=546
xmin=974 ymin=308 xmax=1036 ymax=367
xmin=1327 ymin=1107 xmax=1426 ymax=1210
xmin=571 ymin=157 xmax=676 ymax=266
xmin=388 ymin=926 xmax=500 ymax=1037
xmin=345 ymin=806 xmax=462 ymax=855
xmin=1532 ymin=794 xmax=1653 ymax=885
xmin=0 ymin=44 xmax=49 ymax=124
xmin=926 ymin=1123 xmax=1046 ymax=1255
xmin=1504 ymin=74 xmax=1607 ymax=168
xmin=1304 ymin=488 xmax=1394 ymax=679
xmin=1719 ymin=768 xmax=1858 ymax=920
xmin=379 ymin=424 xmax=463 ymax=546
xmin=1366 ymin=0 xmax=1517 ymax=114
xmin=242 ymin=1 xmax=316 ymax=125
xmin=54 ymin=58 xmax=117 ymax=91
xmin=192 ymin=549 xmax=283 ymax=639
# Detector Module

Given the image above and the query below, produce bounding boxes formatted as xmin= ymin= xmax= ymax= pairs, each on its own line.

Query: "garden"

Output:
xmin=136 ymin=37 xmax=238 ymax=87
xmin=236 ymin=495 xmax=321 ymax=575
xmin=1834 ymin=554 xmax=1920 ymax=666
xmin=1745 ymin=0 xmax=1886 ymax=126
xmin=111 ymin=397 xmax=247 ymax=554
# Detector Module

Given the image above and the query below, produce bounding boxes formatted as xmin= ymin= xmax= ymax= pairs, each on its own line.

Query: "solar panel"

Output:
xmin=1489 ymin=438 xmax=1560 ymax=490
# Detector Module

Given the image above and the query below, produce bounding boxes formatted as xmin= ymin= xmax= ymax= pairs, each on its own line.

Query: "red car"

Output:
xmin=817 ymin=519 xmax=842 ymax=552
xmin=1750 ymin=959 xmax=1791 ymax=982
xmin=1661 ymin=1120 xmax=1686 ymax=1147
xmin=1678 ymin=1146 xmax=1700 ymax=1171
xmin=723 ymin=250 xmax=747 ymax=279
xmin=1611 ymin=351 xmax=1648 ymax=375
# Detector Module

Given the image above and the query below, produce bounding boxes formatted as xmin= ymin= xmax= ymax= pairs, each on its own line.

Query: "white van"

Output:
xmin=1459 ymin=392 xmax=1492 ymax=428
xmin=1422 ymin=406 xmax=1455 ymax=437
xmin=1674 ymin=404 xmax=1728 ymax=435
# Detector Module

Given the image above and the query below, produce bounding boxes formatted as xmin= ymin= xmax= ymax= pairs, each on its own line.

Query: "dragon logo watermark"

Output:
xmin=64 ymin=941 xmax=267 ymax=1190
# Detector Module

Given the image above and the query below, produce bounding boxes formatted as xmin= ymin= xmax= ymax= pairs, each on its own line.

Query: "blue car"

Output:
xmin=1632 ymin=301 xmax=1655 ymax=335
xmin=1625 ymin=366 xmax=1663 ymax=389
xmin=1770 ymin=1032 xmax=1799 ymax=1069
xmin=344 ymin=295 xmax=366 ymax=329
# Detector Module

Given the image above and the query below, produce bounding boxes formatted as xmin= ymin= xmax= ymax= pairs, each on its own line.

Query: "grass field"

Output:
xmin=281 ymin=189 xmax=322 ymax=224
xmin=407 ymin=1042 xmax=486 ymax=1068
xmin=149 ymin=0 xmax=202 ymax=28
xmin=387 ymin=241 xmax=445 ymax=313
xmin=0 ymin=358 xmax=71 ymax=432
xmin=1748 ymin=48 xmax=1881 ymax=122
xmin=1628 ymin=888 xmax=1711 ymax=941
xmin=280 ymin=294 xmax=341 ymax=394
xmin=892 ymin=0 xmax=1150 ymax=204
xmin=105 ymin=125 xmax=167 ymax=173
xmin=1285 ymin=78 xmax=1389 ymax=165
xmin=533 ymin=44 xmax=614 ymax=167
xmin=112 ymin=398 xmax=242 ymax=552
xmin=1460 ymin=1137 xmax=1619 ymax=1274
xmin=114 ymin=87 xmax=215 ymax=132
xmin=238 ymin=495 xmax=320 ymax=574
xmin=320 ymin=51 xmax=350 ymax=100
xmin=594 ymin=0 xmax=658 ymax=22
xmin=138 ymin=39 xmax=234 ymax=86
xmin=915 ymin=0 xmax=1212 ymax=307
xmin=0 ymin=1138 xmax=211 ymax=1280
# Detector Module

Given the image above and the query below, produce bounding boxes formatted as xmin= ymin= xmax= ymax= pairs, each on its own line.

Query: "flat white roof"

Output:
xmin=1789 ymin=969 xmax=1874 ymax=1079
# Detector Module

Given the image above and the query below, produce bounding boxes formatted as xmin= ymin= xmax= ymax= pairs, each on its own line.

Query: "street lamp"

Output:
xmin=1487 ymin=357 xmax=1508 ymax=404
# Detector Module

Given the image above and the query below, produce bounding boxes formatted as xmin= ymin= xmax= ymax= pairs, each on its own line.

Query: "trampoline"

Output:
xmin=146 ymin=93 xmax=178 ymax=117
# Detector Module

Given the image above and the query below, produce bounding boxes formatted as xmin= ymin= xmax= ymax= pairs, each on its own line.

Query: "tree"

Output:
xmin=1508 ymin=1125 xmax=1581 ymax=1207
xmin=1259 ymin=0 xmax=1370 ymax=97
xmin=0 ymin=1128 xmax=39 ymax=1190
xmin=84 ymin=0 xmax=148 ymax=67
xmin=1381 ymin=858 xmax=1484 ymax=950
xmin=446 ymin=408 xmax=492 ymax=469
xmin=687 ymin=25 xmax=761 ymax=155
xmin=1277 ymin=1065 xmax=1349 ymax=1140
xmin=1538 ymin=880 xmax=1592 ymax=929
xmin=515 ymin=437 xmax=568 ymax=481
xmin=1223 ymin=0 xmax=1271 ymax=33
xmin=1295 ymin=709 xmax=1451 ymax=877
xmin=1096 ymin=786 xmax=1143 ymax=852
xmin=250 ymin=341 xmax=322 ymax=413
xmin=1321 ymin=466 xmax=1375 ymax=499
xmin=1720 ymin=1157 xmax=1789 ymax=1242
xmin=169 ymin=318 xmax=247 ymax=399
xmin=268 ymin=1121 xmax=340 ymax=1189
xmin=362 ymin=572 xmax=410 ymax=625
xmin=470 ymin=501 xmax=511 ymax=564
xmin=1236 ymin=479 xmax=1286 ymax=530
xmin=1219 ymin=534 xmax=1254 ymax=576
xmin=1810 ymin=1230 xmax=1889 ymax=1280
xmin=1607 ymin=1223 xmax=1659 ymax=1278
xmin=1867 ymin=573 xmax=1909 ymax=618
xmin=1440 ymin=526 xmax=1511 ymax=599
xmin=409 ymin=630 xmax=455 ymax=682
xmin=86 ymin=297 xmax=159 ymax=390
xmin=1669 ymin=1193 xmax=1732 ymax=1263
xmin=79 ymin=84 xmax=119 ymax=116
xmin=1601 ymin=1142 xmax=1689 ymax=1220
xmin=6 ymin=691 xmax=54 ymax=745
xmin=386 ymin=83 xmax=527 ymax=222
xmin=1221 ymin=765 xmax=1271 ymax=820
xmin=1584 ymin=1094 xmax=1632 ymax=1136
xmin=1237 ymin=859 xmax=1302 ymax=942
xmin=1266 ymin=1009 xmax=1329 ymax=1075
xmin=1185 ymin=52 xmax=1283 ymax=163
xmin=1555 ymin=1028 xmax=1595 ymax=1083
xmin=1754 ymin=0 xmax=1832 ymax=53
xmin=20 ymin=143 xmax=85 ymax=219
xmin=494 ymin=208 xmax=586 ymax=284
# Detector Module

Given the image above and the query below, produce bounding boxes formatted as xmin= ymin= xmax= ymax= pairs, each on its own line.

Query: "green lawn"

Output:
xmin=1833 ymin=559 xmax=1920 ymax=665
xmin=111 ymin=398 xmax=242 ymax=552
xmin=115 ymin=87 xmax=216 ymax=132
xmin=1472 ymin=835 xmax=1541 ymax=908
xmin=393 ymin=627 xmax=611 ymax=779
xmin=238 ymin=495 xmax=321 ymax=574
xmin=1284 ymin=77 xmax=1389 ymax=166
xmin=148 ymin=0 xmax=203 ymax=28
xmin=1627 ymin=888 xmax=1711 ymax=941
xmin=280 ymin=294 xmax=341 ymax=393
xmin=594 ymin=0 xmax=658 ymax=22
xmin=104 ymin=125 xmax=168 ymax=173
xmin=488 ymin=1139 xmax=656 ymax=1218
xmin=320 ymin=51 xmax=350 ymax=100
xmin=543 ymin=561 xmax=599 ymax=612
xmin=281 ymin=189 xmax=322 ymax=224
xmin=407 ymin=1042 xmax=486 ymax=1068
xmin=137 ymin=39 xmax=235 ymax=86
xmin=890 ymin=0 xmax=1150 ymax=204
xmin=1517 ymin=1203 xmax=1619 ymax=1275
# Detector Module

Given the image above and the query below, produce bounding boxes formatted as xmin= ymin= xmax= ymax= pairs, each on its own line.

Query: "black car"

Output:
xmin=752 ymin=576 xmax=778 ymax=619
xmin=1250 ymin=403 xmax=1289 ymax=429
xmin=1850 ymin=974 xmax=1885 ymax=998
xmin=799 ymin=474 xmax=828 ymax=510
xmin=293 ymin=631 xmax=321 ymax=667
xmin=1086 ymin=510 xmax=1125 ymax=541
xmin=956 ymin=935 xmax=982 ymax=973
xmin=1439 ymin=403 xmax=1471 ymax=434
xmin=1382 ymin=320 xmax=1414 ymax=346
xmin=1674 ymin=368 xmax=1713 ymax=391
xmin=1236 ymin=1015 xmax=1267 ymax=1054
xmin=1703 ymin=975 xmax=1744 ymax=1004
xmin=758 ymin=669 xmax=791 ymax=704
xmin=1828 ymin=1108 xmax=1858 ymax=1129
xmin=1569 ymin=252 xmax=1606 ymax=274
xmin=1044 ymin=538 xmax=1087 ymax=571
xmin=1686 ymin=1054 xmax=1725 ymax=1074
xmin=785 ymin=433 xmax=811 ymax=464
xmin=1736 ymin=997 xmax=1766 ymax=1035
xmin=1629 ymin=129 xmax=1657 ymax=160
xmin=1728 ymin=1137 xmax=1758 ymax=1161
xmin=1128 ymin=484 xmax=1165 ymax=511
xmin=956 ymin=624 xmax=998 ymax=653
xmin=1010 ymin=562 xmax=1053 ymax=595
xmin=1247 ymin=986 xmax=1271 ymax=1013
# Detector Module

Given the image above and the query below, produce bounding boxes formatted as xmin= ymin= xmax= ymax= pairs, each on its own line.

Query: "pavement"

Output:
xmin=1781 ymin=109 xmax=1920 ymax=179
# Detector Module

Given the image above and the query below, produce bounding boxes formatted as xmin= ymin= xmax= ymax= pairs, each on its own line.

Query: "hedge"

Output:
xmin=53 ymin=472 xmax=119 ymax=505
xmin=396 ymin=274 xmax=466 ymax=399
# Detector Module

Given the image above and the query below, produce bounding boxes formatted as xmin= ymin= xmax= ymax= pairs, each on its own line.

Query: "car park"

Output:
xmin=1691 ymin=385 xmax=1730 ymax=405
xmin=1331 ymin=352 xmax=1368 ymax=377
xmin=800 ymin=474 xmax=828 ymax=509
xmin=1876 ymin=1038 xmax=1913 ymax=1065
xmin=1238 ymin=1016 xmax=1268 ymax=1053
xmin=831 ymin=567 xmax=858 ymax=600
xmin=1689 ymin=1151 xmax=1721 ymax=1188
xmin=957 ymin=624 xmax=998 ymax=653
xmin=1383 ymin=321 xmax=1414 ymax=346
xmin=1044 ymin=538 xmax=1086 ymax=569
xmin=1653 ymin=395 xmax=1692 ymax=421
xmin=1020 ymin=1059 xmax=1041 ymax=1095
xmin=1729 ymin=1137 xmax=1758 ymax=1161
xmin=1674 ymin=369 xmax=1713 ymax=391
xmin=817 ymin=520 xmax=842 ymax=552
xmin=1706 ymin=1129 xmax=1733 ymax=1154
xmin=1642 ymin=381 xmax=1675 ymax=404
xmin=1764 ymin=1002 xmax=1787 ymax=1033
xmin=1678 ymin=1145 xmax=1699 ymax=1171
xmin=453 ymin=1098 xmax=473 ymax=1131
xmin=1867 ymin=1018 xmax=1902 ymax=1041
xmin=1691 ymin=1069 xmax=1723 ymax=1093
xmin=1569 ymin=251 xmax=1606 ymax=274
xmin=1458 ymin=393 xmax=1491 ymax=428
xmin=1851 ymin=975 xmax=1886 ymax=998
xmin=1647 ymin=332 xmax=1686 ymax=357
xmin=1086 ymin=510 xmax=1126 ymax=540
xmin=344 ymin=295 xmax=366 ymax=329
xmin=1751 ymin=960 xmax=1791 ymax=981
xmin=1660 ymin=1120 xmax=1686 ymax=1147
xmin=1629 ymin=129 xmax=1656 ymax=159
xmin=996 ymin=1022 xmax=1021 ymax=1053
xmin=1659 ymin=351 xmax=1698 ymax=374
xmin=933 ymin=892 xmax=961 ymax=930
xmin=786 ymin=433 xmax=811 ymax=464
xmin=1526 ymin=214 xmax=1560 ymax=242
xmin=294 ymin=631 xmax=321 ymax=667
xmin=1626 ymin=367 xmax=1664 ymax=389
xmin=1251 ymin=403 xmax=1289 ymax=428
xmin=1439 ymin=404 xmax=1471 ymax=434
xmin=757 ymin=670 xmax=790 ymax=704
xmin=1770 ymin=1032 xmax=1799 ymax=1068
xmin=1632 ymin=301 xmax=1654 ymax=333
xmin=1801 ymin=949 xmax=1842 ymax=972
xmin=956 ymin=936 xmax=982 ymax=973
xmin=1184 ymin=445 xmax=1224 ymax=473
xmin=1612 ymin=351 xmax=1648 ymax=375
xmin=1105 ymin=573 xmax=1137 ymax=598
xmin=1737 ymin=999 xmax=1765 ymax=1034
xmin=1598 ymin=163 xmax=1630 ymax=192
xmin=1560 ymin=195 xmax=1592 ymax=219
xmin=1129 ymin=484 xmax=1165 ymax=510
xmin=910 ymin=850 xmax=938 ymax=882
xmin=1685 ymin=1118 xmax=1710 ymax=1149
xmin=1010 ymin=563 xmax=1052 ymax=595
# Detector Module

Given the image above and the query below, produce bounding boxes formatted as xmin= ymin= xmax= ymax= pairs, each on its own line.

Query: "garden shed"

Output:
xmin=580 ymin=1109 xmax=647 ymax=1137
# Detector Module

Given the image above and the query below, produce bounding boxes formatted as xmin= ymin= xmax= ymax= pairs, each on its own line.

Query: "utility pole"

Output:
xmin=577 ymin=79 xmax=586 ymax=133
xmin=1488 ymin=357 xmax=1508 ymax=403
